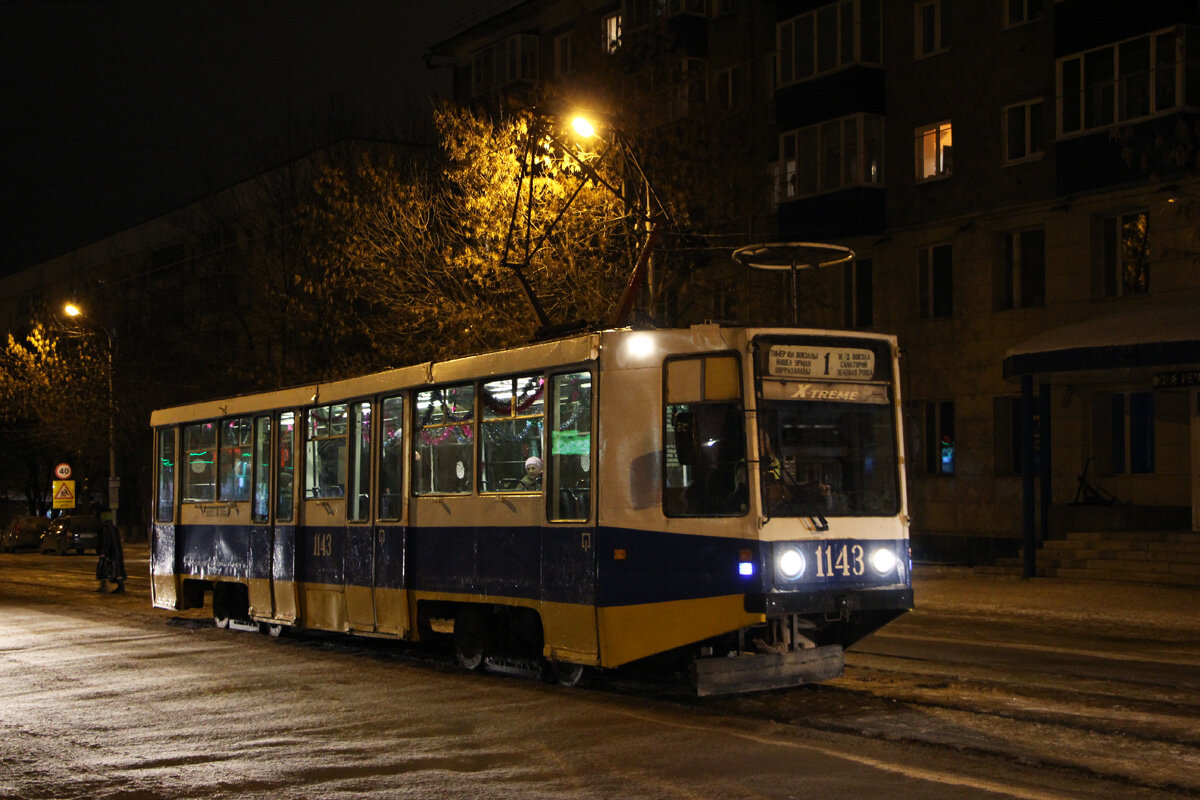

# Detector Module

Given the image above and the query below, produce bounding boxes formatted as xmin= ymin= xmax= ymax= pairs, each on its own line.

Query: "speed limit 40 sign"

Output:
xmin=54 ymin=463 xmax=72 ymax=480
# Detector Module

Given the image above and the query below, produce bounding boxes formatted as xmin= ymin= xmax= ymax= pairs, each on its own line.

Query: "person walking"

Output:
xmin=95 ymin=507 xmax=126 ymax=594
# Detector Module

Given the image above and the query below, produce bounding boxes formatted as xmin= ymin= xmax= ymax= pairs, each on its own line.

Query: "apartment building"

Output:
xmin=431 ymin=0 xmax=1200 ymax=563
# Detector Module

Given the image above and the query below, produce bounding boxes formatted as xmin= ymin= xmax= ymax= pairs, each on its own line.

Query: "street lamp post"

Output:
xmin=63 ymin=303 xmax=118 ymax=524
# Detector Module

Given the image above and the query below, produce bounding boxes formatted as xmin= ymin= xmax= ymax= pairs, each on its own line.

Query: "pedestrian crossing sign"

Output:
xmin=52 ymin=480 xmax=76 ymax=510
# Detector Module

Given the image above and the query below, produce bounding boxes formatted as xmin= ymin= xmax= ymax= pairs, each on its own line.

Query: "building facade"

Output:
xmin=431 ymin=0 xmax=1200 ymax=563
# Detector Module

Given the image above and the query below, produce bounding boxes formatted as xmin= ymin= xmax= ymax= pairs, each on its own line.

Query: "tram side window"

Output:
xmin=548 ymin=371 xmax=592 ymax=521
xmin=306 ymin=403 xmax=348 ymax=498
xmin=276 ymin=411 xmax=295 ymax=521
xmin=155 ymin=428 xmax=176 ymax=522
xmin=378 ymin=396 xmax=404 ymax=519
xmin=664 ymin=355 xmax=748 ymax=516
xmin=219 ymin=417 xmax=254 ymax=501
xmin=480 ymin=374 xmax=545 ymax=492
xmin=414 ymin=384 xmax=475 ymax=495
xmin=182 ymin=422 xmax=217 ymax=502
xmin=349 ymin=401 xmax=372 ymax=521
xmin=252 ymin=415 xmax=271 ymax=522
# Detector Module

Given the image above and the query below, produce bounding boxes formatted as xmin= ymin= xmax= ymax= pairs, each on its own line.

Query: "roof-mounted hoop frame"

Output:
xmin=733 ymin=242 xmax=854 ymax=326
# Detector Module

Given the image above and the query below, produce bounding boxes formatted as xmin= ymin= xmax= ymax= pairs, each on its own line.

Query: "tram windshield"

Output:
xmin=755 ymin=336 xmax=900 ymax=518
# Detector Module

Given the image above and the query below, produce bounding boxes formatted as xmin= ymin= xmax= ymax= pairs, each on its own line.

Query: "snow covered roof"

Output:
xmin=1003 ymin=298 xmax=1200 ymax=382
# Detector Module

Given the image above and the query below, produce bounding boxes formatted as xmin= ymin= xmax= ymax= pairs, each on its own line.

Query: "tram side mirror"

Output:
xmin=673 ymin=411 xmax=697 ymax=466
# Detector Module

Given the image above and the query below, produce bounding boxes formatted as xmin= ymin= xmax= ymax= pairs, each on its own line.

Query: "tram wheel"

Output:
xmin=260 ymin=622 xmax=285 ymax=637
xmin=546 ymin=660 xmax=590 ymax=688
xmin=213 ymin=615 xmax=230 ymax=629
xmin=453 ymin=608 xmax=487 ymax=671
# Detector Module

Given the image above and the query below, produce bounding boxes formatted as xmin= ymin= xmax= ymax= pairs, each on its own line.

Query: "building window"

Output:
xmin=1093 ymin=391 xmax=1155 ymax=475
xmin=997 ymin=228 xmax=1045 ymax=310
xmin=667 ymin=0 xmax=706 ymax=16
xmin=602 ymin=12 xmax=622 ymax=53
xmin=554 ymin=32 xmax=573 ymax=76
xmin=993 ymin=397 xmax=1024 ymax=476
xmin=843 ymin=258 xmax=873 ymax=328
xmin=664 ymin=57 xmax=707 ymax=119
xmin=711 ymin=64 xmax=745 ymax=111
xmin=470 ymin=34 xmax=539 ymax=96
xmin=1098 ymin=211 xmax=1149 ymax=297
xmin=711 ymin=0 xmax=735 ymax=17
xmin=1003 ymin=99 xmax=1044 ymax=163
xmin=1004 ymin=0 xmax=1043 ymax=27
xmin=1058 ymin=27 xmax=1186 ymax=135
xmin=918 ymin=244 xmax=953 ymax=319
xmin=777 ymin=0 xmax=882 ymax=87
xmin=776 ymin=114 xmax=883 ymax=201
xmin=915 ymin=121 xmax=953 ymax=180
xmin=914 ymin=0 xmax=946 ymax=58
xmin=922 ymin=400 xmax=956 ymax=475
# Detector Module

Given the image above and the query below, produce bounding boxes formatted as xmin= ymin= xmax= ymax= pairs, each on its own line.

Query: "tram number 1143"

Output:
xmin=814 ymin=543 xmax=866 ymax=578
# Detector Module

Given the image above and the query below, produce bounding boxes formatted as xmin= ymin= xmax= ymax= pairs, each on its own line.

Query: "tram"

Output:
xmin=149 ymin=325 xmax=912 ymax=695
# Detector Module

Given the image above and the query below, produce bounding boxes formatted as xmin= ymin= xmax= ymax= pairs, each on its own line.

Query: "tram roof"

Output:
xmin=149 ymin=331 xmax=604 ymax=426
xmin=149 ymin=324 xmax=903 ymax=426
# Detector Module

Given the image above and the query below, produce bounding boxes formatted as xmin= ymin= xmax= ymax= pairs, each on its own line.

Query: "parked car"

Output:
xmin=39 ymin=515 xmax=101 ymax=555
xmin=1 ymin=516 xmax=50 ymax=552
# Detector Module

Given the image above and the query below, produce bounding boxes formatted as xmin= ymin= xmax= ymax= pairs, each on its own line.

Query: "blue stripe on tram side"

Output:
xmin=172 ymin=522 xmax=761 ymax=608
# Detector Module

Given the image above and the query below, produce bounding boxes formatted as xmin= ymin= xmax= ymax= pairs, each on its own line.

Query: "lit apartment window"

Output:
xmin=915 ymin=121 xmax=953 ymax=180
xmin=602 ymin=12 xmax=622 ymax=53
xmin=997 ymin=228 xmax=1045 ymax=310
xmin=777 ymin=0 xmax=882 ymax=86
xmin=918 ymin=243 xmax=953 ymax=319
xmin=843 ymin=258 xmax=873 ymax=328
xmin=1058 ymin=27 xmax=1184 ymax=135
xmin=554 ymin=32 xmax=573 ymax=76
xmin=1004 ymin=0 xmax=1043 ymax=27
xmin=1003 ymin=99 xmax=1044 ymax=163
xmin=1098 ymin=211 xmax=1149 ymax=297
xmin=915 ymin=0 xmax=946 ymax=58
xmin=776 ymin=114 xmax=883 ymax=200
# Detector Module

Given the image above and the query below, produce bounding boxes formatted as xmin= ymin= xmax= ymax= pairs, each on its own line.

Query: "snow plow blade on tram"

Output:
xmin=692 ymin=644 xmax=845 ymax=696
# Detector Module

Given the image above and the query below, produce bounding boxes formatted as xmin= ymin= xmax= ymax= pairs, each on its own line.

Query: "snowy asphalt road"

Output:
xmin=1 ymin=548 xmax=1198 ymax=799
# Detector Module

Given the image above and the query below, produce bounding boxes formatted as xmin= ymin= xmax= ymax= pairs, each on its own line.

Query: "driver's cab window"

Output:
xmin=664 ymin=354 xmax=748 ymax=516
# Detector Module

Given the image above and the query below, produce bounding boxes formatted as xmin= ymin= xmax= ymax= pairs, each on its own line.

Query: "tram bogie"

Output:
xmin=150 ymin=325 xmax=912 ymax=694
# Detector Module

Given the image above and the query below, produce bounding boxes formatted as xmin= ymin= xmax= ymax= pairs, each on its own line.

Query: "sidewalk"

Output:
xmin=911 ymin=564 xmax=1200 ymax=638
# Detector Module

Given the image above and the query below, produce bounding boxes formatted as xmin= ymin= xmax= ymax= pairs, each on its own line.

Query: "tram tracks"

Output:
xmin=752 ymin=643 xmax=1200 ymax=796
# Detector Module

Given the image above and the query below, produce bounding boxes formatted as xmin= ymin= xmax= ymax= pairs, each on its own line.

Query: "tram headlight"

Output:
xmin=870 ymin=547 xmax=897 ymax=575
xmin=777 ymin=547 xmax=806 ymax=580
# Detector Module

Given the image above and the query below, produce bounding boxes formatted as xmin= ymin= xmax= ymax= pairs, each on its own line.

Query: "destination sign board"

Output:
xmin=767 ymin=345 xmax=875 ymax=381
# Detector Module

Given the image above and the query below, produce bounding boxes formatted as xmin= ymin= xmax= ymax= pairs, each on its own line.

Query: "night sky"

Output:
xmin=0 ymin=1 xmax=503 ymax=275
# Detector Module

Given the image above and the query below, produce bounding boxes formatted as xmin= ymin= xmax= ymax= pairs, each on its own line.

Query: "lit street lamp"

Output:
xmin=62 ymin=303 xmax=119 ymax=524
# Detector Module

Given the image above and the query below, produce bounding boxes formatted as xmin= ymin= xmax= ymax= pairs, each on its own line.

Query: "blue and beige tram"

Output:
xmin=149 ymin=325 xmax=912 ymax=694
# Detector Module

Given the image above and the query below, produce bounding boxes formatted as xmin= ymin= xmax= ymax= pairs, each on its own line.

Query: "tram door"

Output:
xmin=372 ymin=396 xmax=409 ymax=636
xmin=344 ymin=400 xmax=377 ymax=631
xmin=544 ymin=371 xmax=599 ymax=663
xmin=342 ymin=397 xmax=410 ymax=636
xmin=247 ymin=415 xmax=276 ymax=620
xmin=270 ymin=410 xmax=299 ymax=623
